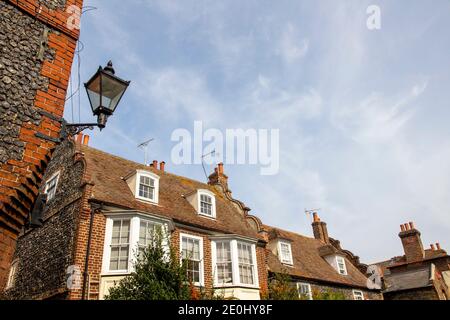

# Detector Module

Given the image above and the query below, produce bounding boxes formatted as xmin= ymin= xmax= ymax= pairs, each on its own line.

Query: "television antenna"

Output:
xmin=305 ymin=208 xmax=321 ymax=221
xmin=201 ymin=150 xmax=220 ymax=180
xmin=137 ymin=138 xmax=155 ymax=166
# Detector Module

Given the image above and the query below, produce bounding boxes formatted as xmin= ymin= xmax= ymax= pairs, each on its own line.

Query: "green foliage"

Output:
xmin=266 ymin=272 xmax=300 ymax=300
xmin=266 ymin=271 xmax=348 ymax=301
xmin=312 ymin=289 xmax=347 ymax=300
xmin=106 ymin=229 xmax=191 ymax=300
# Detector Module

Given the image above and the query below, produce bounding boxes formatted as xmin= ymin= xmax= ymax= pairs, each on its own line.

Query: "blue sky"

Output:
xmin=66 ymin=0 xmax=450 ymax=263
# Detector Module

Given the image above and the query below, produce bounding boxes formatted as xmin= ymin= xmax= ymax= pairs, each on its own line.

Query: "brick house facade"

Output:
xmin=5 ymin=139 xmax=269 ymax=300
xmin=265 ymin=213 xmax=382 ymax=300
xmin=0 ymin=0 xmax=82 ymax=291
xmin=376 ymin=222 xmax=450 ymax=300
xmin=5 ymin=139 xmax=382 ymax=300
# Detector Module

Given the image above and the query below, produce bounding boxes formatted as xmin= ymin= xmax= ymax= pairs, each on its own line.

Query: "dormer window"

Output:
xmin=336 ymin=256 xmax=348 ymax=275
xmin=200 ymin=194 xmax=213 ymax=216
xmin=135 ymin=170 xmax=160 ymax=204
xmin=278 ymin=241 xmax=293 ymax=265
xmin=197 ymin=190 xmax=216 ymax=218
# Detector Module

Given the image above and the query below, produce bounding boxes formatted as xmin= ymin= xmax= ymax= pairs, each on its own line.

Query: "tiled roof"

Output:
xmin=78 ymin=145 xmax=262 ymax=240
xmin=265 ymin=226 xmax=371 ymax=289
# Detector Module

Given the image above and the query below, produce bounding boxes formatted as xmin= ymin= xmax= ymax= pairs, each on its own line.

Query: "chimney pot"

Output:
xmin=409 ymin=222 xmax=415 ymax=230
xmin=436 ymin=243 xmax=442 ymax=250
xmin=75 ymin=133 xmax=83 ymax=145
xmin=160 ymin=161 xmax=165 ymax=172
xmin=404 ymin=223 xmax=410 ymax=231
xmin=431 ymin=244 xmax=436 ymax=251
xmin=153 ymin=160 xmax=158 ymax=168
xmin=313 ymin=212 xmax=321 ymax=223
xmin=83 ymin=135 xmax=90 ymax=146
xmin=218 ymin=163 xmax=224 ymax=174
xmin=400 ymin=224 xmax=406 ymax=232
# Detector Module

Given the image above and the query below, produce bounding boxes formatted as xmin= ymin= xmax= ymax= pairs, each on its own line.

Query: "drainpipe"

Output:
xmin=81 ymin=202 xmax=102 ymax=300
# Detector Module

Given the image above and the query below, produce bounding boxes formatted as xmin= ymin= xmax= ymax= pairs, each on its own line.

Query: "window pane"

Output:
xmin=200 ymin=195 xmax=213 ymax=216
xmin=139 ymin=176 xmax=155 ymax=200
xmin=216 ymin=242 xmax=233 ymax=284
xmin=181 ymin=236 xmax=202 ymax=283
xmin=109 ymin=219 xmax=130 ymax=271
xmin=238 ymin=242 xmax=254 ymax=285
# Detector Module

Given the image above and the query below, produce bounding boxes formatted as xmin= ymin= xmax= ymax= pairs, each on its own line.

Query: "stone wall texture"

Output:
xmin=5 ymin=140 xmax=85 ymax=299
xmin=0 ymin=3 xmax=50 ymax=166
xmin=0 ymin=0 xmax=82 ymax=291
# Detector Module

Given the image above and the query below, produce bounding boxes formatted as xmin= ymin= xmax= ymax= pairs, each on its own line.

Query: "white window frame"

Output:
xmin=297 ymin=282 xmax=313 ymax=300
xmin=353 ymin=290 xmax=364 ymax=300
xmin=336 ymin=256 xmax=348 ymax=275
xmin=211 ymin=238 xmax=259 ymax=289
xmin=277 ymin=241 xmax=293 ymax=265
xmin=102 ymin=214 xmax=168 ymax=276
xmin=197 ymin=190 xmax=216 ymax=218
xmin=44 ymin=171 xmax=60 ymax=201
xmin=6 ymin=260 xmax=18 ymax=290
xmin=180 ymin=233 xmax=204 ymax=287
xmin=135 ymin=170 xmax=160 ymax=204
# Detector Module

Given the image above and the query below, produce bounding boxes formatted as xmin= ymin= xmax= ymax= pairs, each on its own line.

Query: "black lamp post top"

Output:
xmin=103 ymin=60 xmax=115 ymax=75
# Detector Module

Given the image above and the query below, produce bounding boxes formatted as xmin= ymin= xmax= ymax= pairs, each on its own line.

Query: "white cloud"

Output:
xmin=245 ymin=75 xmax=323 ymax=125
xmin=330 ymin=81 xmax=428 ymax=144
xmin=134 ymin=68 xmax=223 ymax=125
xmin=277 ymin=23 xmax=309 ymax=64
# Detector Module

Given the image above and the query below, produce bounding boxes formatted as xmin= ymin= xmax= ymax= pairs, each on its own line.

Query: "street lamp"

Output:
xmin=64 ymin=61 xmax=130 ymax=136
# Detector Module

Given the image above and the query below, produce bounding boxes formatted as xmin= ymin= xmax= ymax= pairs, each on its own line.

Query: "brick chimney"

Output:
xmin=312 ymin=212 xmax=329 ymax=243
xmin=208 ymin=163 xmax=229 ymax=190
xmin=399 ymin=222 xmax=425 ymax=263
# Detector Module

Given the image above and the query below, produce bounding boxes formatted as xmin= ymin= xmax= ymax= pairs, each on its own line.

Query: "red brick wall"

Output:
xmin=68 ymin=181 xmax=108 ymax=300
xmin=0 ymin=0 xmax=83 ymax=291
xmin=0 ymin=228 xmax=17 ymax=290
xmin=74 ymin=221 xmax=268 ymax=300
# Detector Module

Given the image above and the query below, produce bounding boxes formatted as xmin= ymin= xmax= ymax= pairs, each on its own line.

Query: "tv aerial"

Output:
xmin=201 ymin=150 xmax=220 ymax=180
xmin=138 ymin=138 xmax=155 ymax=166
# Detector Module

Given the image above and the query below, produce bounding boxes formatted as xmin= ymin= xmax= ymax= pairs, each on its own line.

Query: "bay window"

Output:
xmin=102 ymin=214 xmax=170 ymax=275
xmin=212 ymin=238 xmax=258 ymax=288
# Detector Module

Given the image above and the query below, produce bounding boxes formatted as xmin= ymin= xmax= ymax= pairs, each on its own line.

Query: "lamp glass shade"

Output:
xmin=85 ymin=69 xmax=130 ymax=115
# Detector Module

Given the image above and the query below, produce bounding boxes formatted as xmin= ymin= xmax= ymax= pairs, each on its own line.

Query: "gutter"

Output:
xmin=81 ymin=202 xmax=103 ymax=300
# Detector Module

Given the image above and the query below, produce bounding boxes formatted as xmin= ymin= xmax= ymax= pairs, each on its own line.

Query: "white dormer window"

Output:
xmin=135 ymin=171 xmax=159 ymax=204
xmin=44 ymin=172 xmax=60 ymax=201
xmin=336 ymin=256 xmax=348 ymax=275
xmin=197 ymin=190 xmax=216 ymax=218
xmin=278 ymin=241 xmax=293 ymax=265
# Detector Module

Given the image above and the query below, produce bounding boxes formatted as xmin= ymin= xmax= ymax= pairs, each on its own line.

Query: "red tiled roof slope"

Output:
xmin=79 ymin=145 xmax=262 ymax=240
xmin=266 ymin=227 xmax=370 ymax=289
